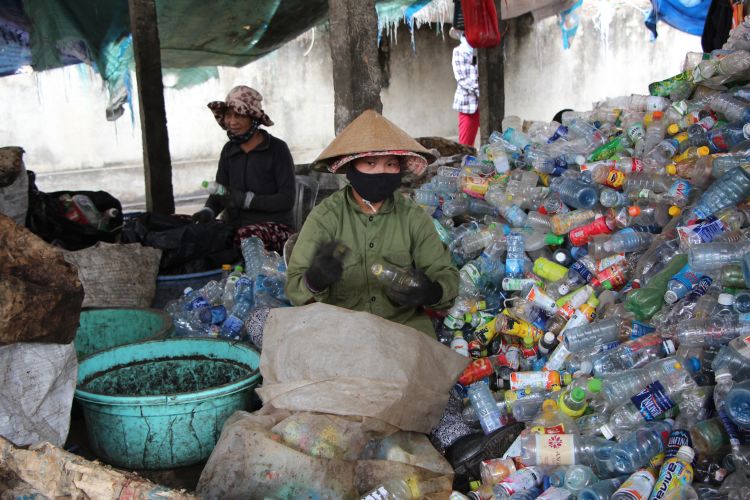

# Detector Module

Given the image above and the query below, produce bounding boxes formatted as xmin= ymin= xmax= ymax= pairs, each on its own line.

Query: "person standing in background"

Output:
xmin=451 ymin=28 xmax=479 ymax=147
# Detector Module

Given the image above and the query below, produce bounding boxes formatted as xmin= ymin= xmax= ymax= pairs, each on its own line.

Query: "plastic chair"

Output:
xmin=293 ymin=175 xmax=319 ymax=231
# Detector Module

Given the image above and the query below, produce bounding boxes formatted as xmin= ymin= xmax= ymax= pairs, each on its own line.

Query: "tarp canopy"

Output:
xmin=0 ymin=0 xmax=437 ymax=119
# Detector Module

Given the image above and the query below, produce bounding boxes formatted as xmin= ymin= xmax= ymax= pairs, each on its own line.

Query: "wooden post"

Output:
xmin=129 ymin=0 xmax=174 ymax=214
xmin=328 ymin=0 xmax=383 ymax=134
xmin=478 ymin=3 xmax=507 ymax=144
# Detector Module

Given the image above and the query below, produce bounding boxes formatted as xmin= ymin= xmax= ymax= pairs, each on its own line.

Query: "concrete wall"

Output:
xmin=1 ymin=1 xmax=701 ymax=206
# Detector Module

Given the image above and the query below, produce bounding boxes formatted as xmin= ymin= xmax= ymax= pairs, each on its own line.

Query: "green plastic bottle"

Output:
xmin=625 ymin=254 xmax=687 ymax=320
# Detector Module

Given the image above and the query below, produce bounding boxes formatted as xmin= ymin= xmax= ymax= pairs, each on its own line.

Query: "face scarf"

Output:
xmin=227 ymin=119 xmax=261 ymax=144
xmin=346 ymin=165 xmax=402 ymax=203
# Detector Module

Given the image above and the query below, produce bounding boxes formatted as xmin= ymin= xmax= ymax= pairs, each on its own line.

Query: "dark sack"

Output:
xmin=25 ymin=171 xmax=123 ymax=251
xmin=121 ymin=212 xmax=240 ymax=275
xmin=462 ymin=0 xmax=501 ymax=48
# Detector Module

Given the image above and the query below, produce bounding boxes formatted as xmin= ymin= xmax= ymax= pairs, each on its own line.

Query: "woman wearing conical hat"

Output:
xmin=285 ymin=110 xmax=459 ymax=336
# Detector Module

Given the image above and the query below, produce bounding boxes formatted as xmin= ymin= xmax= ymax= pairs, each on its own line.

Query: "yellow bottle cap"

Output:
xmin=667 ymin=124 xmax=679 ymax=135
xmin=668 ymin=206 xmax=682 ymax=217
xmin=666 ymin=163 xmax=677 ymax=175
xmin=697 ymin=146 xmax=710 ymax=156
xmin=523 ymin=336 xmax=534 ymax=347
xmin=542 ymin=399 xmax=557 ymax=411
xmin=221 ymin=264 xmax=232 ymax=271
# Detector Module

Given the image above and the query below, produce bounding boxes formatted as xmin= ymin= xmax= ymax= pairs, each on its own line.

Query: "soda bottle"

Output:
xmin=370 ymin=263 xmax=422 ymax=292
xmin=569 ymin=217 xmax=615 ymax=246
xmin=670 ymin=316 xmax=750 ymax=347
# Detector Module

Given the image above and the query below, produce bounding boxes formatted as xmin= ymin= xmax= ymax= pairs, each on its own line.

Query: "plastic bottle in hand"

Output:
xmin=201 ymin=180 xmax=227 ymax=196
xmin=370 ymin=263 xmax=421 ymax=293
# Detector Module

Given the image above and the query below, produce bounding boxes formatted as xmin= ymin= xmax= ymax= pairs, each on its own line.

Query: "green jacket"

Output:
xmin=285 ymin=187 xmax=459 ymax=335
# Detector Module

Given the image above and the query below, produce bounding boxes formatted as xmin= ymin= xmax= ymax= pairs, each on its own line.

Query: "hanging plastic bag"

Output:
xmin=461 ymin=0 xmax=502 ymax=48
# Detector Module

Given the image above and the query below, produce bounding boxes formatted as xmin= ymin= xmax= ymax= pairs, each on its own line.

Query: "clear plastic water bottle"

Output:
xmin=220 ymin=301 xmax=253 ymax=339
xmin=241 ymin=236 xmax=267 ymax=277
xmin=598 ymin=357 xmax=688 ymax=409
xmin=360 ymin=478 xmax=416 ymax=500
xmin=504 ymin=232 xmax=526 ymax=279
xmin=579 ymin=477 xmax=629 ymax=500
xmin=563 ymin=317 xmax=622 ymax=352
xmin=691 ymin=166 xmax=750 ymax=220
xmin=671 ymin=316 xmax=750 ymax=347
xmin=591 ymin=333 xmax=676 ymax=376
xmin=467 ymin=382 xmax=503 ymax=435
xmin=519 ymin=432 xmax=612 ymax=467
xmin=201 ymin=180 xmax=227 ymax=196
xmin=713 ymin=335 xmax=750 ymax=381
xmin=550 ymin=176 xmax=598 ymax=209
xmin=564 ymin=465 xmax=597 ymax=492
xmin=664 ymin=264 xmax=707 ymax=304
xmin=688 ymin=240 xmax=750 ymax=272
xmin=610 ymin=419 xmax=673 ymax=473
xmin=726 ymin=379 xmax=750 ymax=430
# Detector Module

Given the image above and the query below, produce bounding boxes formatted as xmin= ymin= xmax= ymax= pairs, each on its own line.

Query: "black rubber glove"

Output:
xmin=191 ymin=207 xmax=215 ymax=224
xmin=304 ymin=240 xmax=350 ymax=293
xmin=385 ymin=268 xmax=443 ymax=307
xmin=227 ymin=188 xmax=254 ymax=209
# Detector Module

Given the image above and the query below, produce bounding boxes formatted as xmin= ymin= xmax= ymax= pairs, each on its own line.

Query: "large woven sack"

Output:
xmin=0 ymin=213 xmax=83 ymax=344
xmin=62 ymin=242 xmax=162 ymax=308
xmin=197 ymin=408 xmax=454 ymax=499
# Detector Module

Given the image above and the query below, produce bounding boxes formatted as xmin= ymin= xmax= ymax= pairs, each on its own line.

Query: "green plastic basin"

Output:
xmin=74 ymin=308 xmax=173 ymax=359
xmin=75 ymin=338 xmax=261 ymax=470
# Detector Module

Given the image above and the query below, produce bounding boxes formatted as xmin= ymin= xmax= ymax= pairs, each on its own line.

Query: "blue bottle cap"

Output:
xmin=688 ymin=356 xmax=701 ymax=373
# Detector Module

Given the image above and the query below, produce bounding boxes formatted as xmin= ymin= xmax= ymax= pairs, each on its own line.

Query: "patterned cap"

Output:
xmin=207 ymin=85 xmax=274 ymax=129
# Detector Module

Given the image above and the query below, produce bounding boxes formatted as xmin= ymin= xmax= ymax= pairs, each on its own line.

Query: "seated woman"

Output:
xmin=192 ymin=85 xmax=295 ymax=254
xmin=284 ymin=110 xmax=458 ymax=336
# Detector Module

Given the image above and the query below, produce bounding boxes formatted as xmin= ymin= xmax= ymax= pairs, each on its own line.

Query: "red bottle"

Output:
xmin=568 ymin=216 xmax=615 ymax=246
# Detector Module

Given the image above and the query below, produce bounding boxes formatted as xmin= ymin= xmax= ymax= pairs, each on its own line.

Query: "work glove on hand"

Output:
xmin=385 ymin=268 xmax=442 ymax=307
xmin=227 ymin=188 xmax=255 ymax=210
xmin=304 ymin=240 xmax=350 ymax=293
xmin=191 ymin=207 xmax=215 ymax=224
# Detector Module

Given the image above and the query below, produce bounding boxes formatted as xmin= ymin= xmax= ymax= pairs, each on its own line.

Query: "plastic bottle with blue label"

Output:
xmin=220 ymin=301 xmax=253 ymax=340
xmin=610 ymin=419 xmax=674 ymax=473
xmin=663 ymin=264 xmax=707 ymax=304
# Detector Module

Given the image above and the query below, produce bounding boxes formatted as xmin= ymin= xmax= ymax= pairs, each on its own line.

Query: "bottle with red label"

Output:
xmin=569 ymin=216 xmax=616 ymax=246
xmin=458 ymin=351 xmax=521 ymax=386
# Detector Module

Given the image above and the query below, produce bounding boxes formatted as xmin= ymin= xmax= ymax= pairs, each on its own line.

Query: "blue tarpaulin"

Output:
xmin=646 ymin=0 xmax=711 ymax=38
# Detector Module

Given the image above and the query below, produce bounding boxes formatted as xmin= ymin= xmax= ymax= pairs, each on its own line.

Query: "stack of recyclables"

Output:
xmin=163 ymin=236 xmax=290 ymax=341
xmin=408 ymin=44 xmax=750 ymax=500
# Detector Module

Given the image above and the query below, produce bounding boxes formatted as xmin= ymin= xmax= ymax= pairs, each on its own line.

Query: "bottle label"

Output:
xmin=630 ymin=380 xmax=676 ymax=421
xmin=604 ymin=167 xmax=626 ymax=188
xmin=498 ymin=468 xmax=542 ymax=495
xmin=221 ymin=316 xmax=244 ymax=338
xmin=187 ymin=297 xmax=209 ymax=311
xmin=526 ymin=286 xmax=559 ymax=315
xmin=630 ymin=321 xmax=656 ymax=339
xmin=444 ymin=314 xmax=464 ymax=330
xmin=461 ymin=263 xmax=482 ymax=285
xmin=670 ymin=264 xmax=706 ymax=292
xmin=570 ymin=260 xmax=594 ymax=283
xmin=668 ymin=179 xmax=692 ymax=201
xmin=686 ymin=276 xmax=712 ymax=300
xmin=474 ymin=317 xmax=498 ymax=346
xmin=509 ymin=371 xmax=558 ymax=391
xmin=535 ymin=433 xmax=575 ymax=465
xmin=615 ymin=470 xmax=656 ymax=500
xmin=665 ymin=429 xmax=694 ymax=462
xmin=691 ymin=216 xmax=726 ymax=243
xmin=651 ymin=459 xmax=694 ymax=499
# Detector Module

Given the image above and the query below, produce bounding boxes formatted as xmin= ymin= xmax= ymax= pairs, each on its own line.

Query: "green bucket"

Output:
xmin=74 ymin=308 xmax=173 ymax=359
xmin=75 ymin=338 xmax=261 ymax=470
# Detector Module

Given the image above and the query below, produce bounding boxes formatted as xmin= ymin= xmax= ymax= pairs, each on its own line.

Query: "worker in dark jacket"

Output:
xmin=192 ymin=85 xmax=295 ymax=253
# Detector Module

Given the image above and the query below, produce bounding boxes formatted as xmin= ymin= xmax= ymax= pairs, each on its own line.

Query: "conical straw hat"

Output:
xmin=313 ymin=110 xmax=436 ymax=173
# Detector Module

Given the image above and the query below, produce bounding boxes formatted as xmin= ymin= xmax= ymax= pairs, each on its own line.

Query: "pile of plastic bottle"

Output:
xmin=165 ymin=236 xmax=289 ymax=340
xmin=400 ymin=46 xmax=750 ymax=500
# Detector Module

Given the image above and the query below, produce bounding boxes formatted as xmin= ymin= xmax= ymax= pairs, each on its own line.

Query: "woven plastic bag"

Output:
xmin=462 ymin=0 xmax=502 ymax=48
xmin=62 ymin=242 xmax=162 ymax=308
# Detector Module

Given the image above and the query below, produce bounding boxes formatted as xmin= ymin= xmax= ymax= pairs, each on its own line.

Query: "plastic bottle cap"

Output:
xmin=743 ymin=123 xmax=750 ymax=139
xmin=628 ymin=206 xmax=641 ymax=217
xmin=588 ymin=378 xmax=603 ymax=393
xmin=677 ymin=446 xmax=696 ymax=462
xmin=543 ymin=332 xmax=556 ymax=344
xmin=575 ymin=155 xmax=586 ymax=165
xmin=719 ymin=293 xmax=735 ymax=306
xmin=697 ymin=146 xmax=710 ymax=156
xmin=523 ymin=336 xmax=534 ymax=347
xmin=222 ymin=264 xmax=232 ymax=271
xmin=600 ymin=424 xmax=614 ymax=440
xmin=234 ymin=265 xmax=244 ymax=272
xmin=201 ymin=180 xmax=210 ymax=188
xmin=663 ymin=339 xmax=676 ymax=355
xmin=653 ymin=111 xmax=664 ymax=119
xmin=687 ymin=356 xmax=701 ymax=373
xmin=558 ymin=284 xmax=571 ymax=296
xmin=668 ymin=206 xmax=682 ymax=217
xmin=664 ymin=290 xmax=679 ymax=304
xmin=542 ymin=400 xmax=557 ymax=411
xmin=667 ymin=124 xmax=680 ymax=135
xmin=562 ymin=372 xmax=573 ymax=386
xmin=666 ymin=164 xmax=677 ymax=175
xmin=571 ymin=387 xmax=586 ymax=402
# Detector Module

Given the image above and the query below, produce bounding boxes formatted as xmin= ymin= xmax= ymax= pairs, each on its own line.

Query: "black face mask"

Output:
xmin=227 ymin=120 xmax=261 ymax=144
xmin=346 ymin=165 xmax=402 ymax=203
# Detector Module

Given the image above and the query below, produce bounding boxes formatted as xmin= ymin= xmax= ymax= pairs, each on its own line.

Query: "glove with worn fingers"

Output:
xmin=304 ymin=240 xmax=350 ymax=293
xmin=191 ymin=207 xmax=215 ymax=224
xmin=385 ymin=268 xmax=442 ymax=307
